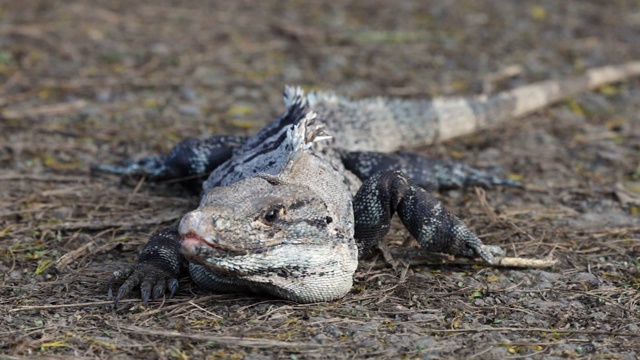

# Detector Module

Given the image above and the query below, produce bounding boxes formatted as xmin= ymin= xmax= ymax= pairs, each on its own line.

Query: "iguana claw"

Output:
xmin=108 ymin=263 xmax=180 ymax=307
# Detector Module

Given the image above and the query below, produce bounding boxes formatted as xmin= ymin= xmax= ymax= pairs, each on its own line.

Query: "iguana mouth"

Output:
xmin=181 ymin=232 xmax=278 ymax=257
xmin=181 ymin=232 xmax=242 ymax=255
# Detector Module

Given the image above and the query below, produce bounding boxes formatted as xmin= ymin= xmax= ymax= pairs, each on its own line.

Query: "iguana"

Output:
xmin=95 ymin=62 xmax=640 ymax=304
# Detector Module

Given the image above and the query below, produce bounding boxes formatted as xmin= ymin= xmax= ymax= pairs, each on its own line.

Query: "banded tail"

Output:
xmin=311 ymin=61 xmax=640 ymax=153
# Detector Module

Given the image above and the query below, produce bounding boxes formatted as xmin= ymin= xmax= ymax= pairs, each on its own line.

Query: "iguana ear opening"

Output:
xmin=257 ymin=173 xmax=286 ymax=185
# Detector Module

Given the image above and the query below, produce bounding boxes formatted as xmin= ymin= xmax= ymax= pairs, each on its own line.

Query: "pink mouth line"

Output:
xmin=181 ymin=232 xmax=286 ymax=256
xmin=182 ymin=232 xmax=247 ymax=252
xmin=181 ymin=232 xmax=208 ymax=249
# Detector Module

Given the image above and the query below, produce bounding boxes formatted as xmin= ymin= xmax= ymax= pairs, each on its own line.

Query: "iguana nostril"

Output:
xmin=178 ymin=210 xmax=203 ymax=235
xmin=212 ymin=216 xmax=230 ymax=230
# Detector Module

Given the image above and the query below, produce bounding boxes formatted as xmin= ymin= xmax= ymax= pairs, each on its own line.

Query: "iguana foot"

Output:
xmin=108 ymin=263 xmax=180 ymax=306
xmin=107 ymin=226 xmax=188 ymax=306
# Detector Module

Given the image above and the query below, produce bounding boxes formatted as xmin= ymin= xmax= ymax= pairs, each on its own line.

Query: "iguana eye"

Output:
xmin=264 ymin=209 xmax=278 ymax=223
xmin=263 ymin=205 xmax=284 ymax=223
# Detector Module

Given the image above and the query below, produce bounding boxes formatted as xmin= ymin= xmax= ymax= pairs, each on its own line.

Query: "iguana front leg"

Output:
xmin=108 ymin=226 xmax=189 ymax=306
xmin=353 ymin=170 xmax=503 ymax=261
xmin=92 ymin=135 xmax=246 ymax=190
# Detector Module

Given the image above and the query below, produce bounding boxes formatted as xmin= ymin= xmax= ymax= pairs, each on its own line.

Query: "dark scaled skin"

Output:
xmin=104 ymin=145 xmax=508 ymax=305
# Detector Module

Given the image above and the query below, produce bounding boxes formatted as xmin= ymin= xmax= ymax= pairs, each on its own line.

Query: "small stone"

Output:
xmin=313 ymin=333 xmax=329 ymax=343
xmin=95 ymin=89 xmax=112 ymax=103
xmin=177 ymin=104 xmax=201 ymax=116
xmin=409 ymin=313 xmax=439 ymax=322
xmin=150 ymin=43 xmax=170 ymax=55
xmin=180 ymin=86 xmax=198 ymax=102
xmin=9 ymin=270 xmax=22 ymax=280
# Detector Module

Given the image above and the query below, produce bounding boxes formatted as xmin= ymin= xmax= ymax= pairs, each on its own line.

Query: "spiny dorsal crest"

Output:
xmin=283 ymin=85 xmax=341 ymax=115
xmin=281 ymin=98 xmax=332 ymax=174
xmin=305 ymin=89 xmax=343 ymax=108
xmin=282 ymin=85 xmax=332 ymax=148
xmin=283 ymin=85 xmax=310 ymax=110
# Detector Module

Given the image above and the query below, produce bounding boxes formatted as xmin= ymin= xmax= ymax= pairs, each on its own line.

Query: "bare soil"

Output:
xmin=1 ymin=1 xmax=640 ymax=359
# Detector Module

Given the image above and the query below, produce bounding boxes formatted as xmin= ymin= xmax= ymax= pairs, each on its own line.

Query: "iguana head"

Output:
xmin=179 ymin=176 xmax=357 ymax=302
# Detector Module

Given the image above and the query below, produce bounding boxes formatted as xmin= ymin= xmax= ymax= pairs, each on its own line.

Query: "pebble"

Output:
xmin=177 ymin=104 xmax=201 ymax=116
xmin=409 ymin=313 xmax=439 ymax=322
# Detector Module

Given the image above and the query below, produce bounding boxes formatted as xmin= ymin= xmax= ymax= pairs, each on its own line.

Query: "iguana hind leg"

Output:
xmin=353 ymin=170 xmax=503 ymax=262
xmin=342 ymin=150 xmax=519 ymax=191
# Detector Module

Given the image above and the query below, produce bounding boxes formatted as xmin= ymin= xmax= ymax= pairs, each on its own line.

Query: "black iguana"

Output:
xmin=95 ymin=62 xmax=640 ymax=304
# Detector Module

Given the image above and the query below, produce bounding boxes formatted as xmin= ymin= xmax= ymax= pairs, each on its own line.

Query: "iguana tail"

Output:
xmin=312 ymin=61 xmax=640 ymax=152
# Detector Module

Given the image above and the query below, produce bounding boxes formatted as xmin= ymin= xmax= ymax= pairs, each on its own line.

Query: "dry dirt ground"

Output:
xmin=1 ymin=1 xmax=640 ymax=359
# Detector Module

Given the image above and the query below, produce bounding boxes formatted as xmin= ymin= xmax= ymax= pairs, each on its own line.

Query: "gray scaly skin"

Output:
xmin=99 ymin=62 xmax=640 ymax=304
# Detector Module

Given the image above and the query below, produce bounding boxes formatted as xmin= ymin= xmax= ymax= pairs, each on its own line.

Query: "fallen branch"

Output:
xmin=398 ymin=255 xmax=557 ymax=269
xmin=9 ymin=294 xmax=226 ymax=313
xmin=54 ymin=240 xmax=124 ymax=272
xmin=9 ymin=299 xmax=139 ymax=312
xmin=422 ymin=326 xmax=638 ymax=337
xmin=381 ymin=247 xmax=557 ymax=269
xmin=131 ymin=295 xmax=223 ymax=320
xmin=0 ymin=173 xmax=88 ymax=182
xmin=493 ymin=256 xmax=557 ymax=268
xmin=54 ymin=241 xmax=97 ymax=271
xmin=2 ymin=99 xmax=87 ymax=119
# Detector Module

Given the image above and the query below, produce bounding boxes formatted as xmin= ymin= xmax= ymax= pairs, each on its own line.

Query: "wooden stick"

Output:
xmin=382 ymin=247 xmax=557 ymax=269
xmin=2 ymin=99 xmax=87 ymax=119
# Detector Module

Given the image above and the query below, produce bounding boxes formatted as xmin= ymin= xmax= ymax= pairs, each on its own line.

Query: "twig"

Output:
xmin=494 ymin=256 xmax=557 ymax=268
xmin=0 ymin=25 xmax=80 ymax=60
xmin=54 ymin=241 xmax=97 ymax=271
xmin=185 ymin=300 xmax=223 ymax=319
xmin=422 ymin=326 xmax=638 ymax=337
xmin=108 ymin=323 xmax=327 ymax=349
xmin=380 ymin=248 xmax=557 ymax=269
xmin=0 ymin=173 xmax=88 ymax=182
xmin=125 ymin=176 xmax=147 ymax=208
xmin=36 ymin=77 xmax=184 ymax=91
xmin=2 ymin=99 xmax=88 ymax=119
xmin=53 ymin=241 xmax=120 ymax=272
xmin=131 ymin=294 xmax=222 ymax=319
xmin=9 ymin=299 xmax=139 ymax=312
xmin=37 ymin=211 xmax=182 ymax=231
xmin=482 ymin=64 xmax=523 ymax=94
xmin=475 ymin=187 xmax=499 ymax=224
